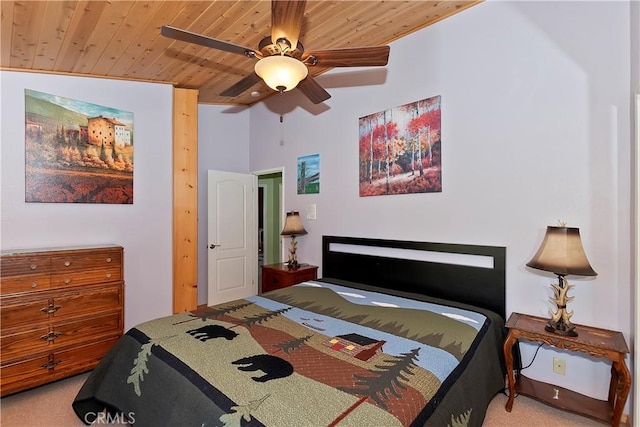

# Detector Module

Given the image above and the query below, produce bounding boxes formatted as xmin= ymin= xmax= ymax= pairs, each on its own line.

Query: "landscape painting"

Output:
xmin=24 ymin=89 xmax=134 ymax=204
xmin=359 ymin=95 xmax=441 ymax=197
xmin=297 ymin=153 xmax=320 ymax=194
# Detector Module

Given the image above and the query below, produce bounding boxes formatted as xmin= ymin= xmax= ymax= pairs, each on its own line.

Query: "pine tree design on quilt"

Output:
xmin=219 ymin=394 xmax=270 ymax=427
xmin=272 ymin=335 xmax=314 ymax=355
xmin=126 ymin=336 xmax=176 ymax=396
xmin=127 ymin=341 xmax=154 ymax=397
xmin=236 ymin=307 xmax=293 ymax=328
xmin=172 ymin=301 xmax=254 ymax=325
xmin=449 ymin=408 xmax=472 ymax=427
xmin=338 ymin=348 xmax=421 ymax=411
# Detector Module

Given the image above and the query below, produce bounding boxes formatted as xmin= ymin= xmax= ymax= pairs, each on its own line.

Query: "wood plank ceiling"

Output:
xmin=1 ymin=1 xmax=481 ymax=106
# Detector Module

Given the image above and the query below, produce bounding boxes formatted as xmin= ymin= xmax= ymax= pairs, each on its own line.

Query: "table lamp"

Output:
xmin=526 ymin=225 xmax=597 ymax=337
xmin=280 ymin=211 xmax=307 ymax=269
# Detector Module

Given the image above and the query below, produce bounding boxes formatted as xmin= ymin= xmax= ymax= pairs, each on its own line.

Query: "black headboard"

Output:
xmin=322 ymin=236 xmax=506 ymax=320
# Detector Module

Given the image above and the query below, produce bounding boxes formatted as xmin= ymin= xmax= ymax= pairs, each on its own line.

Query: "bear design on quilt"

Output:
xmin=186 ymin=324 xmax=238 ymax=342
xmin=232 ymin=354 xmax=294 ymax=382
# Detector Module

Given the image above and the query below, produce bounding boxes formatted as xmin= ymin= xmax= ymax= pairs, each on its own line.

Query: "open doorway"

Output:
xmin=256 ymin=169 xmax=284 ymax=287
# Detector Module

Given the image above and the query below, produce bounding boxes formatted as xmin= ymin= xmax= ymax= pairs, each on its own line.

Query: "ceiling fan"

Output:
xmin=161 ymin=0 xmax=390 ymax=104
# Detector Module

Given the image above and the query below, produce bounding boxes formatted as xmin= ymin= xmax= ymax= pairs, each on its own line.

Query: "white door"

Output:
xmin=208 ymin=170 xmax=258 ymax=306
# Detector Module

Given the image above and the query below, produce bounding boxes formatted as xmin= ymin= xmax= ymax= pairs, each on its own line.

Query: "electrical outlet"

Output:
xmin=553 ymin=357 xmax=566 ymax=375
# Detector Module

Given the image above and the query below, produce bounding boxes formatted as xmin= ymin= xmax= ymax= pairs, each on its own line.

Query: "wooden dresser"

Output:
xmin=0 ymin=245 xmax=124 ymax=396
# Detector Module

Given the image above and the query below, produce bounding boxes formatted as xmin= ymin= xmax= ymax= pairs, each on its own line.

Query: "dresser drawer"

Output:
xmin=1 ymin=312 xmax=122 ymax=362
xmin=53 ymin=311 xmax=122 ymax=349
xmin=261 ymin=264 xmax=318 ymax=292
xmin=1 ymin=283 xmax=122 ymax=329
xmin=52 ymin=337 xmax=120 ymax=376
xmin=51 ymin=250 xmax=121 ymax=273
xmin=291 ymin=268 xmax=317 ymax=283
xmin=50 ymin=266 xmax=121 ymax=289
xmin=1 ymin=296 xmax=51 ymax=330
xmin=0 ymin=353 xmax=52 ymax=395
xmin=0 ymin=256 xmax=51 ymax=277
xmin=0 ymin=337 xmax=119 ymax=396
xmin=0 ymin=273 xmax=51 ymax=295
xmin=50 ymin=284 xmax=123 ymax=321
xmin=0 ymin=325 xmax=50 ymax=362
xmin=263 ymin=270 xmax=295 ymax=290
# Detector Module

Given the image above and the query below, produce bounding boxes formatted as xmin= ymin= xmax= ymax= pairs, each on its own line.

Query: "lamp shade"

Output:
xmin=526 ymin=226 xmax=597 ymax=277
xmin=254 ymin=55 xmax=308 ymax=92
xmin=280 ymin=211 xmax=307 ymax=236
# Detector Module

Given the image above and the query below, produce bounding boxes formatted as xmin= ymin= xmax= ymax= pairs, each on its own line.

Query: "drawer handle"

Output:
xmin=40 ymin=304 xmax=61 ymax=314
xmin=106 ymin=273 xmax=112 ymax=278
xmin=272 ymin=278 xmax=278 ymax=283
xmin=30 ymin=264 xmax=37 ymax=270
xmin=40 ymin=332 xmax=63 ymax=342
xmin=64 ymin=278 xmax=71 ymax=284
xmin=106 ymin=257 xmax=112 ymax=263
xmin=40 ymin=359 xmax=61 ymax=370
xmin=64 ymin=261 xmax=71 ymax=267
xmin=31 ymin=282 xmax=38 ymax=288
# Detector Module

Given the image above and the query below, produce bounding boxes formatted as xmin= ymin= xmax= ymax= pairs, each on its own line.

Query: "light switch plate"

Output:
xmin=306 ymin=204 xmax=317 ymax=220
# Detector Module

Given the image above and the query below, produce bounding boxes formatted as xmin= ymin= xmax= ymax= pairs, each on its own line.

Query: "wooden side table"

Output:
xmin=503 ymin=312 xmax=630 ymax=426
xmin=261 ymin=263 xmax=318 ymax=293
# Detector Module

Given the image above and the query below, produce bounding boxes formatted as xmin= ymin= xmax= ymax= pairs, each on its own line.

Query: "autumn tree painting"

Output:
xmin=359 ymin=95 xmax=441 ymax=196
xmin=24 ymin=89 xmax=134 ymax=204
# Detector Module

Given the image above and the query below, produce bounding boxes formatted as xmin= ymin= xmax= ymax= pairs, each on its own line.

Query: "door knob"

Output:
xmin=209 ymin=244 xmax=220 ymax=249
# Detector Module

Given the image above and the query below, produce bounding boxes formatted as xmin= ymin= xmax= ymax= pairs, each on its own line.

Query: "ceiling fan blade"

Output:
xmin=161 ymin=25 xmax=256 ymax=57
xmin=297 ymin=75 xmax=331 ymax=104
xmin=220 ymin=72 xmax=263 ymax=97
xmin=271 ymin=0 xmax=306 ymax=50
xmin=303 ymin=46 xmax=390 ymax=67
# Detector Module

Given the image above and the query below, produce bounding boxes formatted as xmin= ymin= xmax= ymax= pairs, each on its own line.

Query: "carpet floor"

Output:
xmin=0 ymin=372 xmax=605 ymax=426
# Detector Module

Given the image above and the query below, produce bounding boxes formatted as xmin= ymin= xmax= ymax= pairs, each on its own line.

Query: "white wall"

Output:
xmin=0 ymin=72 xmax=174 ymax=330
xmin=633 ymin=0 xmax=640 ymax=421
xmin=197 ymin=104 xmax=251 ymax=305
xmin=249 ymin=1 xmax=633 ymax=404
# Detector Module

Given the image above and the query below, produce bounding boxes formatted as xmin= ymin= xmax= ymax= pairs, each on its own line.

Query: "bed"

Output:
xmin=73 ymin=236 xmax=507 ymax=427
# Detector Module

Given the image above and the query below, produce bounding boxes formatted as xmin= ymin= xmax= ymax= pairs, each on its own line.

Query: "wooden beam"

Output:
xmin=172 ymin=87 xmax=198 ymax=313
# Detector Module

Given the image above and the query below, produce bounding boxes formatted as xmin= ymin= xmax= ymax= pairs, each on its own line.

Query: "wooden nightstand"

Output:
xmin=503 ymin=312 xmax=630 ymax=426
xmin=261 ymin=263 xmax=318 ymax=293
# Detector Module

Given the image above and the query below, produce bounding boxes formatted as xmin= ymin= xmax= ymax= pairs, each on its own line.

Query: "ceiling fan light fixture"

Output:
xmin=254 ymin=55 xmax=308 ymax=93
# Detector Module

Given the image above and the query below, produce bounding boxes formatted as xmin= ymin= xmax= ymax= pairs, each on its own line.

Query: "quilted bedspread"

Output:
xmin=73 ymin=279 xmax=505 ymax=427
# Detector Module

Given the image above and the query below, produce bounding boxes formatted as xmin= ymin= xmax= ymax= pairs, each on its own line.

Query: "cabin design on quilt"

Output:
xmin=324 ymin=333 xmax=386 ymax=361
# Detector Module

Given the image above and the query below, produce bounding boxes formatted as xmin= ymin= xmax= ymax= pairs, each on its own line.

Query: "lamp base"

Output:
xmin=546 ymin=275 xmax=578 ymax=337
xmin=286 ymin=235 xmax=300 ymax=270
xmin=544 ymin=320 xmax=578 ymax=337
